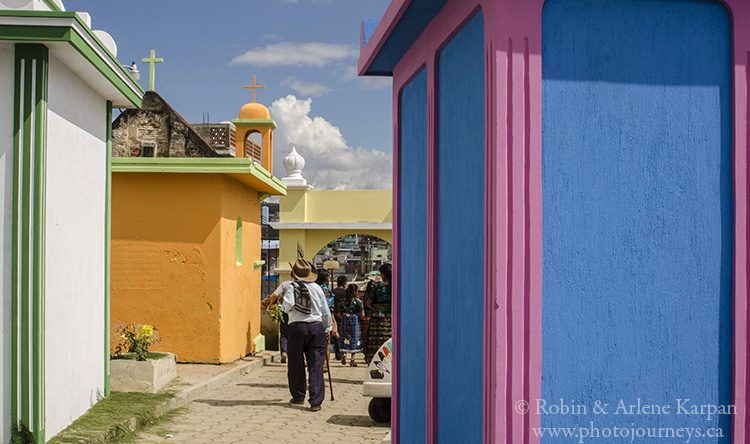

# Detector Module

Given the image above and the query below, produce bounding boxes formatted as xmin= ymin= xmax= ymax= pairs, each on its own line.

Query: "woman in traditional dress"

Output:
xmin=364 ymin=263 xmax=392 ymax=364
xmin=338 ymin=284 xmax=364 ymax=366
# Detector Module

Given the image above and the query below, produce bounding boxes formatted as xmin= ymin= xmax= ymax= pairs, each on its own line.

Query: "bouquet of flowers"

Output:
xmin=113 ymin=323 xmax=161 ymax=361
xmin=261 ymin=296 xmax=284 ymax=324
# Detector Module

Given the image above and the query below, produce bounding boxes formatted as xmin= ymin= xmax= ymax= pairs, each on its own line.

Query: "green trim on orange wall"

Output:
xmin=111 ymin=157 xmax=287 ymax=195
xmin=0 ymin=12 xmax=144 ymax=107
xmin=230 ymin=118 xmax=277 ymax=130
xmin=236 ymin=217 xmax=243 ymax=266
xmin=12 ymin=42 xmax=49 ymax=444
xmin=104 ymin=101 xmax=112 ymax=396
xmin=253 ymin=261 xmax=266 ymax=270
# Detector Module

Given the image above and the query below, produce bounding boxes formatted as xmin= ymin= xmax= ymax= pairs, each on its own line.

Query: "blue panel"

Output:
xmin=542 ymin=1 xmax=732 ymax=443
xmin=363 ymin=0 xmax=450 ymax=75
xmin=438 ymin=11 xmax=484 ymax=443
xmin=399 ymin=68 xmax=428 ymax=443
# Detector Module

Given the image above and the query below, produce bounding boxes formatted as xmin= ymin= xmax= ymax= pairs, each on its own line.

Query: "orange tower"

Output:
xmin=233 ymin=76 xmax=276 ymax=172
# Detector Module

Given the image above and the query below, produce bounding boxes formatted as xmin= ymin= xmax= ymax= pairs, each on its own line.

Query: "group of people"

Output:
xmin=328 ymin=264 xmax=392 ymax=367
xmin=267 ymin=259 xmax=392 ymax=411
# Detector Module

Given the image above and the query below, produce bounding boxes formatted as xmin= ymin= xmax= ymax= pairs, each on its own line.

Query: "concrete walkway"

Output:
xmin=133 ymin=354 xmax=391 ymax=444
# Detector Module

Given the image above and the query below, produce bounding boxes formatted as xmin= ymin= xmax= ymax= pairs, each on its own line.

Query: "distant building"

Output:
xmin=313 ymin=234 xmax=391 ymax=279
xmin=192 ymin=122 xmax=237 ymax=157
xmin=112 ymin=91 xmax=222 ymax=158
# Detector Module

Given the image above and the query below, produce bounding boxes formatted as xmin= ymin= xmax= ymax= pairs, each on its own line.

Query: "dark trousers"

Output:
xmin=287 ymin=322 xmax=327 ymax=406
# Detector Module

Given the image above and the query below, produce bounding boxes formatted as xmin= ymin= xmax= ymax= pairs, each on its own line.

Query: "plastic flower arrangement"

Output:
xmin=113 ymin=323 xmax=161 ymax=361
xmin=261 ymin=297 xmax=284 ymax=324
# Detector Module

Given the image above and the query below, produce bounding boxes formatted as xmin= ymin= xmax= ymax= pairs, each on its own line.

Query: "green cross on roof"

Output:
xmin=141 ymin=50 xmax=164 ymax=91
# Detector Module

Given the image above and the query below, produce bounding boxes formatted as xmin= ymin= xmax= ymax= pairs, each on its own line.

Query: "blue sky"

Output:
xmin=65 ymin=0 xmax=393 ymax=189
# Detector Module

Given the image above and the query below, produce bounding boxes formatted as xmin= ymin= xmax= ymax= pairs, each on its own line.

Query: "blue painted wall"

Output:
xmin=365 ymin=0 xmax=450 ymax=75
xmin=542 ymin=1 xmax=732 ymax=442
xmin=438 ymin=11 xmax=485 ymax=443
xmin=399 ymin=67 xmax=428 ymax=443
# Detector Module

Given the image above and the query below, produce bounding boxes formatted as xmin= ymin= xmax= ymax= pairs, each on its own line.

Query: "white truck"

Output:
xmin=362 ymin=338 xmax=392 ymax=422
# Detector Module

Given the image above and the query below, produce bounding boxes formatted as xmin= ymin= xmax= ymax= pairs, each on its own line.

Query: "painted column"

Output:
xmin=728 ymin=2 xmax=750 ymax=443
xmin=490 ymin=2 xmax=544 ymax=443
xmin=12 ymin=42 xmax=48 ymax=444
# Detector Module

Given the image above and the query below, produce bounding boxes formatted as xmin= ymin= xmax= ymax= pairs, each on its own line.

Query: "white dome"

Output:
xmin=281 ymin=147 xmax=311 ymax=188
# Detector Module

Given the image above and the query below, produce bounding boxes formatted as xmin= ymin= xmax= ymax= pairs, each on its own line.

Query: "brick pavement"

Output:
xmin=133 ymin=354 xmax=390 ymax=444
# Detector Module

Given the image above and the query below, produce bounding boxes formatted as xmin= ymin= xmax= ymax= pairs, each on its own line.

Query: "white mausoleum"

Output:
xmin=0 ymin=0 xmax=143 ymax=441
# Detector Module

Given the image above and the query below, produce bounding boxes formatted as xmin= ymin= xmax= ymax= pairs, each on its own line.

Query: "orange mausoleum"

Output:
xmin=110 ymin=94 xmax=285 ymax=363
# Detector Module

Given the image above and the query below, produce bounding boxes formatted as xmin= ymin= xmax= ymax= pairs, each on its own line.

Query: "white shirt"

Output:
xmin=271 ymin=280 xmax=293 ymax=302
xmin=282 ymin=281 xmax=332 ymax=333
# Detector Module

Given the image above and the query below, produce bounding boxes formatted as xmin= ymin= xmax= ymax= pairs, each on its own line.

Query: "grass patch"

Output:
xmin=47 ymin=391 xmax=175 ymax=444
xmin=117 ymin=407 xmax=187 ymax=444
xmin=111 ymin=352 xmax=169 ymax=361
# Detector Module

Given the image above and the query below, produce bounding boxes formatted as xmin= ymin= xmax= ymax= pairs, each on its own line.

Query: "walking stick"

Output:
xmin=326 ymin=334 xmax=335 ymax=401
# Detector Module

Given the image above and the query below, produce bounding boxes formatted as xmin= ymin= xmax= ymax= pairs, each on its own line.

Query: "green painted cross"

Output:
xmin=141 ymin=50 xmax=164 ymax=91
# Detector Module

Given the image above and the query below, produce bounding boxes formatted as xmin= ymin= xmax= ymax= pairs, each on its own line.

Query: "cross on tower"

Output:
xmin=141 ymin=50 xmax=164 ymax=91
xmin=242 ymin=75 xmax=266 ymax=103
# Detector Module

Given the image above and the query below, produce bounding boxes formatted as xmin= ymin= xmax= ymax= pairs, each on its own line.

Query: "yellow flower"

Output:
xmin=140 ymin=325 xmax=154 ymax=336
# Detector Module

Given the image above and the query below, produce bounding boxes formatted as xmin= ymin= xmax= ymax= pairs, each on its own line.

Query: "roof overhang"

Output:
xmin=111 ymin=157 xmax=287 ymax=196
xmin=0 ymin=11 xmax=144 ymax=108
xmin=357 ymin=0 xmax=450 ymax=76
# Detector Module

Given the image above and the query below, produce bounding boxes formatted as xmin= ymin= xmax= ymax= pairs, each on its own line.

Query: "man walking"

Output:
xmin=282 ymin=258 xmax=332 ymax=411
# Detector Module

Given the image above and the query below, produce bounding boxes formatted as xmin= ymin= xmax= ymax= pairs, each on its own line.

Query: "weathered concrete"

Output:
xmin=110 ymin=353 xmax=177 ymax=394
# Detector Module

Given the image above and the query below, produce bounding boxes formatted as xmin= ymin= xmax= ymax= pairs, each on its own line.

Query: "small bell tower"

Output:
xmin=231 ymin=75 xmax=276 ymax=172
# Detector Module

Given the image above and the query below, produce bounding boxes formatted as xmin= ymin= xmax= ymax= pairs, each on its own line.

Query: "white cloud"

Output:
xmin=360 ymin=76 xmax=391 ymax=90
xmin=230 ymin=42 xmax=357 ymax=68
xmin=338 ymin=65 xmax=358 ymax=82
xmin=337 ymin=64 xmax=391 ymax=90
xmin=262 ymin=34 xmax=282 ymax=40
xmin=270 ymin=95 xmax=392 ymax=190
xmin=274 ymin=0 xmax=333 ymax=3
xmin=281 ymin=77 xmax=332 ymax=97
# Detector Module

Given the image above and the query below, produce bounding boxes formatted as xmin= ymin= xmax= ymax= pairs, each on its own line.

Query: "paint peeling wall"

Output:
xmin=111 ymin=173 xmax=223 ymax=363
xmin=44 ymin=53 xmax=107 ymax=439
xmin=0 ymin=42 xmax=14 ymax=444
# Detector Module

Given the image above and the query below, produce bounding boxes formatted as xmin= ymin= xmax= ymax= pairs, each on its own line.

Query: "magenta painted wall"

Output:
xmin=362 ymin=0 xmax=750 ymax=443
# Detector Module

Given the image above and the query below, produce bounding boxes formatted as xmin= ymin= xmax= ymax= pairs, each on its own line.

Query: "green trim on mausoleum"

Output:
xmin=104 ymin=101 xmax=113 ymax=396
xmin=231 ymin=118 xmax=277 ymax=130
xmin=0 ymin=11 xmax=144 ymax=107
xmin=13 ymin=42 xmax=50 ymax=444
xmin=111 ymin=157 xmax=287 ymax=195
xmin=42 ymin=0 xmax=62 ymax=11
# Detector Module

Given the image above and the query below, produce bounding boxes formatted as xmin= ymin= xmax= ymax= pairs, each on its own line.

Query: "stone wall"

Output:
xmin=112 ymin=91 xmax=222 ymax=158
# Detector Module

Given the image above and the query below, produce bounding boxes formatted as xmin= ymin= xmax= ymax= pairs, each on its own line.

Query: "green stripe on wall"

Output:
xmin=105 ymin=101 xmax=112 ymax=396
xmin=13 ymin=43 xmax=48 ymax=444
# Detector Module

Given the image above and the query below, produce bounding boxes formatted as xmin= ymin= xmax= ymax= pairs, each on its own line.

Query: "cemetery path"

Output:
xmin=132 ymin=355 xmax=390 ymax=444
